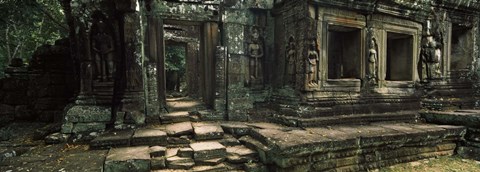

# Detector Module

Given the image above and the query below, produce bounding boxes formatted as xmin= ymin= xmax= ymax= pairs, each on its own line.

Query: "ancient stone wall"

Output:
xmin=0 ymin=39 xmax=75 ymax=127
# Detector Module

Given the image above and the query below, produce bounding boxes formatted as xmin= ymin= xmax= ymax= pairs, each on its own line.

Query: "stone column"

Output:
xmin=115 ymin=0 xmax=146 ymax=125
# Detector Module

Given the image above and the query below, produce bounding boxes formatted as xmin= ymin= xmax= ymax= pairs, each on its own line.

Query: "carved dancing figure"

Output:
xmin=91 ymin=12 xmax=115 ymax=81
xmin=368 ymin=37 xmax=378 ymax=84
xmin=286 ymin=36 xmax=296 ymax=85
xmin=306 ymin=39 xmax=319 ymax=87
xmin=248 ymin=27 xmax=264 ymax=82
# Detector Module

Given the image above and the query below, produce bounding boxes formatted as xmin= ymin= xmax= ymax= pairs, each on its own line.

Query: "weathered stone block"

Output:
xmin=221 ymin=122 xmax=251 ymax=137
xmin=167 ymin=136 xmax=191 ymax=146
xmin=161 ymin=111 xmax=190 ymax=124
xmin=151 ymin=156 xmax=166 ymax=170
xmin=192 ymin=163 xmax=227 ymax=172
xmin=131 ymin=128 xmax=167 ymax=146
xmin=72 ymin=123 xmax=106 ymax=133
xmin=190 ymin=141 xmax=226 ymax=161
xmin=149 ymin=146 xmax=166 ymax=157
xmin=90 ymin=129 xmax=134 ymax=149
xmin=226 ymin=145 xmax=258 ymax=164
xmin=166 ymin=156 xmax=195 ymax=170
xmin=178 ymin=147 xmax=193 ymax=158
xmin=104 ymin=146 xmax=150 ymax=172
xmin=65 ymin=105 xmax=112 ymax=123
xmin=61 ymin=122 xmax=74 ymax=134
xmin=166 ymin=122 xmax=193 ymax=136
xmin=193 ymin=123 xmax=224 ymax=140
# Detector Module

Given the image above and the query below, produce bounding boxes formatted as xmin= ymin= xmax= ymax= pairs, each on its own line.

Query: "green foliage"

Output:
xmin=165 ymin=45 xmax=186 ymax=72
xmin=0 ymin=0 xmax=67 ymax=72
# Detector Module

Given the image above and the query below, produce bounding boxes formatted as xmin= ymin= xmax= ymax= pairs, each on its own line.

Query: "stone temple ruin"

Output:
xmin=2 ymin=0 xmax=480 ymax=171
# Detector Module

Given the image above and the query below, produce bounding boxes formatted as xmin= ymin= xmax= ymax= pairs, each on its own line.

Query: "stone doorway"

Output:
xmin=157 ymin=20 xmax=218 ymax=111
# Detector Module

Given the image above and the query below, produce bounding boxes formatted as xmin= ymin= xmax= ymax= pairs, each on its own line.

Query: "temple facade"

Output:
xmin=54 ymin=0 xmax=480 ymax=134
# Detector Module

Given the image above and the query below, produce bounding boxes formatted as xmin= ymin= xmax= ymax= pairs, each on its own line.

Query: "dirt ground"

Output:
xmin=0 ymin=122 xmax=106 ymax=172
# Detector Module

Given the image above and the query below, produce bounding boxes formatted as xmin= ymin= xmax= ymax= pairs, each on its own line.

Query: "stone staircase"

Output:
xmin=90 ymin=113 xmax=466 ymax=172
xmin=91 ymin=113 xmax=266 ymax=172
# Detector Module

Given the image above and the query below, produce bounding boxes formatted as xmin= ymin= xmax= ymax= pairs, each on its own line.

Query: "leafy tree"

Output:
xmin=0 ymin=0 xmax=67 ymax=73
xmin=165 ymin=45 xmax=186 ymax=72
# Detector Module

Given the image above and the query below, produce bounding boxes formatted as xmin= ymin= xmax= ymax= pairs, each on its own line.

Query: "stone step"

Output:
xmin=226 ymin=145 xmax=258 ymax=164
xmin=193 ymin=122 xmax=224 ymax=141
xmin=271 ymin=111 xmax=419 ymax=127
xmin=241 ymin=122 xmax=465 ymax=171
xmin=190 ymin=141 xmax=227 ymax=161
xmin=161 ymin=111 xmax=191 ymax=124
xmin=166 ymin=156 xmax=195 ymax=170
xmin=104 ymin=146 xmax=151 ymax=172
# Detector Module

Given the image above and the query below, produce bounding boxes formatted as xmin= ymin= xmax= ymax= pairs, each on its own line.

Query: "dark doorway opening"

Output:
xmin=451 ymin=25 xmax=473 ymax=71
xmin=327 ymin=25 xmax=362 ymax=79
xmin=165 ymin=44 xmax=187 ymax=96
xmin=386 ymin=32 xmax=413 ymax=81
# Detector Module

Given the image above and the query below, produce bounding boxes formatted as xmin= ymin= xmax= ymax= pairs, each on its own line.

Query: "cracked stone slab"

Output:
xmin=166 ymin=156 xmax=195 ymax=170
xmin=132 ymin=128 xmax=167 ymax=146
xmin=104 ymin=146 xmax=150 ymax=172
xmin=190 ymin=141 xmax=226 ymax=161
xmin=166 ymin=122 xmax=193 ymax=136
xmin=90 ymin=129 xmax=134 ymax=149
xmin=193 ymin=122 xmax=224 ymax=140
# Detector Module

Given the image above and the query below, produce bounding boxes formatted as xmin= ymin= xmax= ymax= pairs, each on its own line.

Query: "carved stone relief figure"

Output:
xmin=420 ymin=20 xmax=442 ymax=80
xmin=286 ymin=36 xmax=296 ymax=86
xmin=368 ymin=37 xmax=378 ymax=84
xmin=248 ymin=27 xmax=264 ymax=84
xmin=306 ymin=39 xmax=319 ymax=88
xmin=91 ymin=11 xmax=115 ymax=82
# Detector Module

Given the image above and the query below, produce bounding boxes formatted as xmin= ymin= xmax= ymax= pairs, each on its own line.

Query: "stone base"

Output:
xmin=62 ymin=105 xmax=112 ymax=134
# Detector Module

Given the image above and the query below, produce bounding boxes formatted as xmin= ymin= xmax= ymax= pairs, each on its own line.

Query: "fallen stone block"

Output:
xmin=219 ymin=134 xmax=241 ymax=146
xmin=131 ymin=128 xmax=167 ymax=146
xmin=192 ymin=163 xmax=227 ymax=172
xmin=221 ymin=122 xmax=251 ymax=137
xmin=193 ymin=123 xmax=224 ymax=140
xmin=190 ymin=141 xmax=226 ymax=161
xmin=166 ymin=122 xmax=193 ymax=136
xmin=104 ymin=146 xmax=150 ymax=172
xmin=178 ymin=147 xmax=193 ymax=158
xmin=150 ymin=146 xmax=166 ymax=157
xmin=90 ymin=129 xmax=134 ymax=149
xmin=166 ymin=156 xmax=195 ymax=170
xmin=151 ymin=156 xmax=166 ymax=170
xmin=161 ymin=111 xmax=190 ymax=124
xmin=195 ymin=157 xmax=225 ymax=166
xmin=226 ymin=145 xmax=258 ymax=164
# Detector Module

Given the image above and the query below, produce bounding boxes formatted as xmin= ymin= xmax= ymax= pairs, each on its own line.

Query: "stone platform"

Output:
xmin=242 ymin=122 xmax=465 ymax=172
xmin=91 ymin=118 xmax=465 ymax=171
xmin=421 ymin=110 xmax=480 ymax=160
